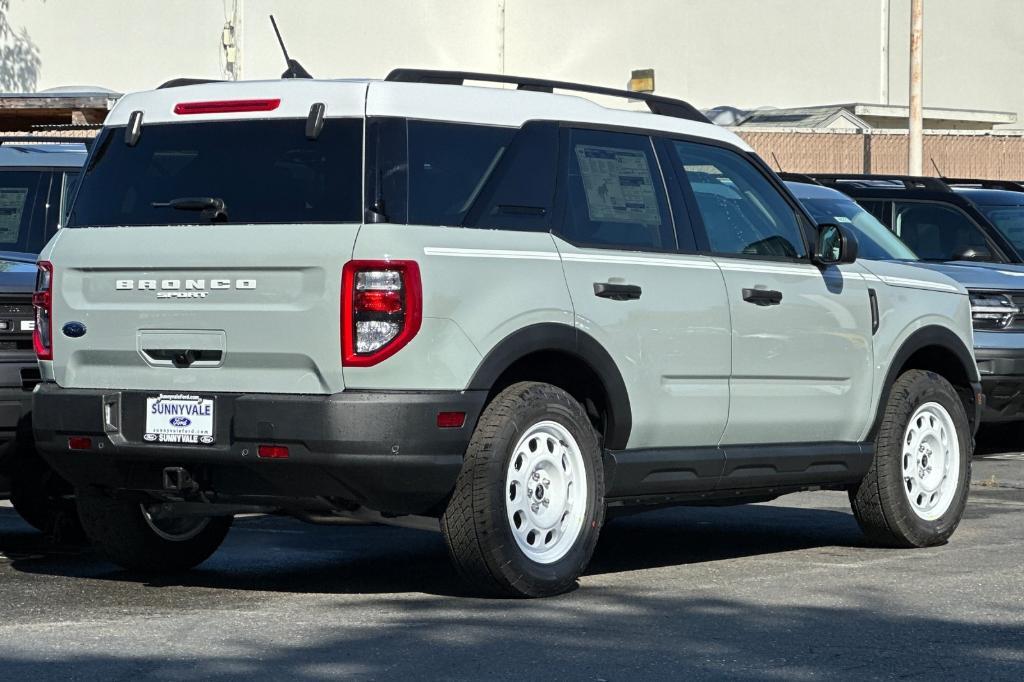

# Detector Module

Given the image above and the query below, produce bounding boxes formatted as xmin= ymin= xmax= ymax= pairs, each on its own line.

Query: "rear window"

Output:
xmin=68 ymin=119 xmax=363 ymax=227
xmin=0 ymin=170 xmax=52 ymax=254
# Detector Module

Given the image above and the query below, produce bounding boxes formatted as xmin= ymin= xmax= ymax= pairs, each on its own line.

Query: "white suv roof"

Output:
xmin=105 ymin=76 xmax=751 ymax=152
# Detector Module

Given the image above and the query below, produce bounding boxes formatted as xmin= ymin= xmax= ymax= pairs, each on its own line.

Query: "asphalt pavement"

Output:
xmin=0 ymin=451 xmax=1021 ymax=680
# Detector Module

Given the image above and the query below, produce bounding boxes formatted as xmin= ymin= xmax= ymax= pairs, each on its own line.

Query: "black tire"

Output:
xmin=76 ymin=488 xmax=232 ymax=572
xmin=850 ymin=369 xmax=972 ymax=547
xmin=8 ymin=421 xmax=84 ymax=542
xmin=441 ymin=381 xmax=605 ymax=598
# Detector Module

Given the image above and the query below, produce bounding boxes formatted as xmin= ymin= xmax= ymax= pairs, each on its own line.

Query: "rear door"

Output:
xmin=661 ymin=139 xmax=874 ymax=445
xmin=554 ymin=126 xmax=731 ymax=466
xmin=45 ymin=85 xmax=367 ymax=395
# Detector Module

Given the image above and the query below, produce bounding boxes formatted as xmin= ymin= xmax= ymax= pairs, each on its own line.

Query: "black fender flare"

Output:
xmin=468 ymin=323 xmax=632 ymax=449
xmin=870 ymin=324 xmax=980 ymax=438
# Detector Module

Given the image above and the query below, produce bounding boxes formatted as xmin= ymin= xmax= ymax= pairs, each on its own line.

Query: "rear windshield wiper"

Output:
xmin=151 ymin=197 xmax=228 ymax=223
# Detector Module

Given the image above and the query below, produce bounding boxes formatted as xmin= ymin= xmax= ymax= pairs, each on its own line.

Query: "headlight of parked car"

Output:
xmin=968 ymin=291 xmax=1019 ymax=331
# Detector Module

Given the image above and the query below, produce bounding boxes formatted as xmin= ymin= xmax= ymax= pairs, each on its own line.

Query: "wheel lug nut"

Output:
xmin=542 ymin=499 xmax=550 ymax=507
xmin=532 ymin=472 xmax=541 ymax=481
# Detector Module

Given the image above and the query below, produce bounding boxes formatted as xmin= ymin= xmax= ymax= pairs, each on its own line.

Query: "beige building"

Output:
xmin=2 ymin=0 xmax=1023 ymax=127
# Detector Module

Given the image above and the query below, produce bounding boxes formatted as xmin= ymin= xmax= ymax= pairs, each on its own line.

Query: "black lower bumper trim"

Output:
xmin=32 ymin=384 xmax=486 ymax=515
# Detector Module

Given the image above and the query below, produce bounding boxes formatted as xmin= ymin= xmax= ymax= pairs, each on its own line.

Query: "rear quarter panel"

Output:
xmin=346 ymin=225 xmax=573 ymax=390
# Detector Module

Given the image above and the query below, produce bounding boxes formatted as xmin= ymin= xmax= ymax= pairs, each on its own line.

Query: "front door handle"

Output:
xmin=594 ymin=282 xmax=642 ymax=301
xmin=742 ymin=288 xmax=783 ymax=306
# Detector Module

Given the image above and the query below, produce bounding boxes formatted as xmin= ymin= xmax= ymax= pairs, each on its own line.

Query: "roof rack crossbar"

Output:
xmin=385 ymin=68 xmax=710 ymax=123
xmin=810 ymin=173 xmax=950 ymax=193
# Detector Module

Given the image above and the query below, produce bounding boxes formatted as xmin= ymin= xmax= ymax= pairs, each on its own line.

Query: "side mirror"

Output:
xmin=814 ymin=223 xmax=859 ymax=265
xmin=952 ymin=245 xmax=994 ymax=262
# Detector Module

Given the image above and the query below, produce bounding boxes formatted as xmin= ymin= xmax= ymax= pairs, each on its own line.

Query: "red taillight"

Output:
xmin=355 ymin=289 xmax=404 ymax=314
xmin=173 ymin=99 xmax=281 ymax=115
xmin=257 ymin=445 xmax=290 ymax=459
xmin=33 ymin=260 xmax=53 ymax=361
xmin=436 ymin=411 xmax=466 ymax=429
xmin=341 ymin=260 xmax=422 ymax=367
xmin=68 ymin=436 xmax=92 ymax=450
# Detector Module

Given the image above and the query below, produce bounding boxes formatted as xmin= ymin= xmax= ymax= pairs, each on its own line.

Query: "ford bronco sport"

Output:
xmin=32 ymin=71 xmax=980 ymax=597
xmin=0 ymin=139 xmax=85 ymax=535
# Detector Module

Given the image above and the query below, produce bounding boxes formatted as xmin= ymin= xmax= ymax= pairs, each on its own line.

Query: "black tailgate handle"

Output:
xmin=742 ymin=288 xmax=783 ymax=306
xmin=594 ymin=282 xmax=642 ymax=301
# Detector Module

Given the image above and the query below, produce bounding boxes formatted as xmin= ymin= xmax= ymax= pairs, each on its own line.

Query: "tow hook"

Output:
xmin=162 ymin=467 xmax=198 ymax=493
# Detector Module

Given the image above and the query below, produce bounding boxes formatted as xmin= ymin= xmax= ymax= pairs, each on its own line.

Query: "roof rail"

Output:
xmin=778 ymin=172 xmax=823 ymax=186
xmin=940 ymin=178 xmax=1024 ymax=193
xmin=157 ymin=78 xmax=225 ymax=89
xmin=0 ymin=136 xmax=91 ymax=146
xmin=810 ymin=173 xmax=950 ymax=192
xmin=385 ymin=68 xmax=710 ymax=123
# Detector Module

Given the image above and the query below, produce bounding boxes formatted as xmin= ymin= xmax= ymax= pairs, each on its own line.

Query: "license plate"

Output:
xmin=144 ymin=394 xmax=215 ymax=445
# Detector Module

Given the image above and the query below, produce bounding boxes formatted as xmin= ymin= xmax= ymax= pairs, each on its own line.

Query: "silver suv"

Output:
xmin=32 ymin=71 xmax=980 ymax=597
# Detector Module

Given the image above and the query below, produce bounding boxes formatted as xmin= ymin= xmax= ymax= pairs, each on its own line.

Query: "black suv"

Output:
xmin=812 ymin=174 xmax=1024 ymax=264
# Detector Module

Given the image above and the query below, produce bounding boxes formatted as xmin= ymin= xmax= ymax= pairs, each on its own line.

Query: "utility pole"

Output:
xmin=908 ymin=0 xmax=924 ymax=175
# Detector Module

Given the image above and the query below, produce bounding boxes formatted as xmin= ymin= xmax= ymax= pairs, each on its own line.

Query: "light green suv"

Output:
xmin=31 ymin=70 xmax=980 ymax=597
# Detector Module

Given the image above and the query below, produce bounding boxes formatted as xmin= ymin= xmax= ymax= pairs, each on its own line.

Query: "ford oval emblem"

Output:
xmin=169 ymin=416 xmax=192 ymax=428
xmin=62 ymin=321 xmax=87 ymax=338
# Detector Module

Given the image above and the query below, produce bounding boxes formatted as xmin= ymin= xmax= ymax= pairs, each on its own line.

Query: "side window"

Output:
xmin=59 ymin=171 xmax=80 ymax=229
xmin=859 ymin=199 xmax=893 ymax=229
xmin=559 ymin=128 xmax=675 ymax=251
xmin=893 ymin=201 xmax=990 ymax=261
xmin=0 ymin=170 xmax=47 ymax=253
xmin=407 ymin=121 xmax=515 ymax=227
xmin=669 ymin=141 xmax=806 ymax=258
xmin=464 ymin=121 xmax=558 ymax=232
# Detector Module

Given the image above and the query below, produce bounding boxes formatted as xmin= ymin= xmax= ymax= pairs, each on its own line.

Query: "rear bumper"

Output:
xmin=32 ymin=383 xmax=486 ymax=515
xmin=976 ymin=348 xmax=1024 ymax=423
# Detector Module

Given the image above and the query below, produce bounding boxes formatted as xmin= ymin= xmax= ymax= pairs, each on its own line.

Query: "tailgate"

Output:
xmin=46 ymin=223 xmax=357 ymax=394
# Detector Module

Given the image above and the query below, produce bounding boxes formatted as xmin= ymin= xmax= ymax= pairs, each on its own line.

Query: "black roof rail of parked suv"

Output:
xmin=810 ymin=173 xmax=950 ymax=192
xmin=157 ymin=78 xmax=225 ymax=89
xmin=777 ymin=172 xmax=824 ymax=185
xmin=939 ymin=178 xmax=1024 ymax=193
xmin=0 ymin=136 xmax=91 ymax=146
xmin=385 ymin=68 xmax=711 ymax=124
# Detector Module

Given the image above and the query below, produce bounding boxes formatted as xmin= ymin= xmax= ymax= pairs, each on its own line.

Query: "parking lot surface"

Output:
xmin=1 ymin=454 xmax=1021 ymax=681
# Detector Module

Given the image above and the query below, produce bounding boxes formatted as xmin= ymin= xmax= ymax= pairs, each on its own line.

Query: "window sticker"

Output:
xmin=0 ymin=187 xmax=28 ymax=242
xmin=574 ymin=145 xmax=661 ymax=224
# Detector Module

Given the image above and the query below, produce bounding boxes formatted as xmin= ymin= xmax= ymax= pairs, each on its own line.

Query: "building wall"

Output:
xmin=2 ymin=0 xmax=1023 ymax=127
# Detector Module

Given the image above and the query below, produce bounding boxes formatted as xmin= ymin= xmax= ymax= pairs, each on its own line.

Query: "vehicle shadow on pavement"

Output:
xmin=0 ymin=583 xmax=1021 ymax=680
xmin=2 ymin=502 xmax=864 ymax=598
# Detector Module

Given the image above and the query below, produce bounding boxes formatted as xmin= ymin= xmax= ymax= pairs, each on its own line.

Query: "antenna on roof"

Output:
xmin=930 ymin=157 xmax=945 ymax=178
xmin=770 ymin=151 xmax=784 ymax=172
xmin=269 ymin=15 xmax=312 ymax=79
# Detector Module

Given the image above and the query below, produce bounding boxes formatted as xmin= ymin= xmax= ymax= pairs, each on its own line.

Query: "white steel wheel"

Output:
xmin=140 ymin=504 xmax=210 ymax=542
xmin=505 ymin=420 xmax=588 ymax=565
xmin=901 ymin=401 xmax=961 ymax=521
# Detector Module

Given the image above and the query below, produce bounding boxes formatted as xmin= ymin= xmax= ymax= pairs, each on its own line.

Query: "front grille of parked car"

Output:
xmin=0 ymin=297 xmax=34 ymax=343
xmin=1010 ymin=294 xmax=1024 ymax=330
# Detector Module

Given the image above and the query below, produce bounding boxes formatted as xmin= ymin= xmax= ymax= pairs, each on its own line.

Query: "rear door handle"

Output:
xmin=594 ymin=282 xmax=642 ymax=301
xmin=742 ymin=288 xmax=783 ymax=306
